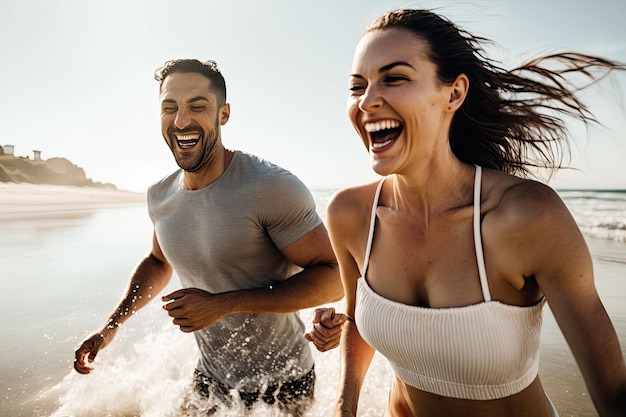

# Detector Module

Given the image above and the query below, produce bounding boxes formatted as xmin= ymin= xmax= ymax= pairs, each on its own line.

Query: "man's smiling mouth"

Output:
xmin=175 ymin=133 xmax=200 ymax=149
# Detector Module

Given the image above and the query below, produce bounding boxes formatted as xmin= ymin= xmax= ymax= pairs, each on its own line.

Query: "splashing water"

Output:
xmin=48 ymin=325 xmax=196 ymax=417
xmin=43 ymin=305 xmax=394 ymax=417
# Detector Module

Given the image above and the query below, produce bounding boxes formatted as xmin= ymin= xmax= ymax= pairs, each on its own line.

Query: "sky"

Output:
xmin=1 ymin=0 xmax=625 ymax=192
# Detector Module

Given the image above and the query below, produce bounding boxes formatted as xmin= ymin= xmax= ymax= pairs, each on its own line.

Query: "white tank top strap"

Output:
xmin=363 ymin=178 xmax=386 ymax=276
xmin=473 ymin=165 xmax=491 ymax=302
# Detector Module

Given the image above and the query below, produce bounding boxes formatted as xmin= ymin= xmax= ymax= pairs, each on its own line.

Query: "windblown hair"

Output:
xmin=154 ymin=59 xmax=227 ymax=106
xmin=367 ymin=9 xmax=624 ymax=178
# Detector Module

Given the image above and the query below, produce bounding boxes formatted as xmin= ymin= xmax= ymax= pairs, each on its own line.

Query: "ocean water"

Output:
xmin=0 ymin=189 xmax=624 ymax=417
xmin=559 ymin=189 xmax=626 ymax=244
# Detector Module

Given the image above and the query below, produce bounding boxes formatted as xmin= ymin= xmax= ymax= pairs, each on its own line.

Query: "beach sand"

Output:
xmin=0 ymin=183 xmax=146 ymax=218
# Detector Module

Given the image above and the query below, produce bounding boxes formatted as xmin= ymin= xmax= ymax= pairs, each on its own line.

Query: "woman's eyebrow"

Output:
xmin=379 ymin=61 xmax=414 ymax=72
xmin=350 ymin=61 xmax=415 ymax=78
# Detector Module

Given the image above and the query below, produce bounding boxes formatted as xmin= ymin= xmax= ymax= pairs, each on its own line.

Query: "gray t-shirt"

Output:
xmin=147 ymin=151 xmax=321 ymax=391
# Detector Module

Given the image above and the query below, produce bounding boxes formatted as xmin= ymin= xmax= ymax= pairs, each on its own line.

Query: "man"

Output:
xmin=74 ymin=59 xmax=343 ymax=415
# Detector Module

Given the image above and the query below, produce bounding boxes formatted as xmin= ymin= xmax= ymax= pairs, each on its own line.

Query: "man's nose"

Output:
xmin=174 ymin=108 xmax=191 ymax=129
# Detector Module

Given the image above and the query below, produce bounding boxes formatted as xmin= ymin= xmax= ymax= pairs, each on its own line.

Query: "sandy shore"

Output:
xmin=0 ymin=183 xmax=146 ymax=216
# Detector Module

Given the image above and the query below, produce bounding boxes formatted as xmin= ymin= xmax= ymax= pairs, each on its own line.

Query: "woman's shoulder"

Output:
xmin=326 ymin=180 xmax=384 ymax=236
xmin=328 ymin=180 xmax=383 ymax=215
xmin=481 ymin=171 xmax=584 ymax=288
xmin=482 ymin=170 xmax=570 ymax=233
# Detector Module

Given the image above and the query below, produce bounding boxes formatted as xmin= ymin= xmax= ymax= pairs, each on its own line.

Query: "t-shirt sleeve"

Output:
xmin=255 ymin=171 xmax=322 ymax=250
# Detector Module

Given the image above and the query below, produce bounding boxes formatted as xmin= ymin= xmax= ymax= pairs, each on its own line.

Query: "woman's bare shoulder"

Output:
xmin=327 ymin=181 xmax=382 ymax=217
xmin=481 ymin=171 xmax=586 ymax=290
xmin=482 ymin=170 xmax=584 ymax=277
xmin=483 ymin=171 xmax=567 ymax=227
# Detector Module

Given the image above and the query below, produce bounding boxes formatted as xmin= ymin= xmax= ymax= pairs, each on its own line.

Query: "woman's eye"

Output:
xmin=385 ymin=75 xmax=408 ymax=84
xmin=349 ymin=85 xmax=366 ymax=94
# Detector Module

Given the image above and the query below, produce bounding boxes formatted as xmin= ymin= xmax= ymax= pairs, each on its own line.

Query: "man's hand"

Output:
xmin=73 ymin=326 xmax=118 ymax=374
xmin=162 ymin=288 xmax=228 ymax=332
xmin=304 ymin=307 xmax=348 ymax=352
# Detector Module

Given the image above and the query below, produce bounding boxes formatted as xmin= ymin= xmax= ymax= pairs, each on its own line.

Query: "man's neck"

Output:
xmin=181 ymin=148 xmax=235 ymax=190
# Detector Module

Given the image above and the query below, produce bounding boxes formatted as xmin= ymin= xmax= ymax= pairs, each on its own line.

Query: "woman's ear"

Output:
xmin=447 ymin=73 xmax=469 ymax=111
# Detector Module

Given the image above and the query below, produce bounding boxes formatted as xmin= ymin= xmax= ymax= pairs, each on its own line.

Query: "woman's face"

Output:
xmin=347 ymin=28 xmax=454 ymax=177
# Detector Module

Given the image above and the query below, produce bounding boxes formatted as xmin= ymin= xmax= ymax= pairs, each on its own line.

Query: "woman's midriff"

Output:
xmin=386 ymin=376 xmax=554 ymax=417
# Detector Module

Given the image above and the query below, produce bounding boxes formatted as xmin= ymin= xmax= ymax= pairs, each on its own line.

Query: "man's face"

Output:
xmin=159 ymin=72 xmax=227 ymax=172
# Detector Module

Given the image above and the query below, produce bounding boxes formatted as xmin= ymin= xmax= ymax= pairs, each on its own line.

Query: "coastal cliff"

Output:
xmin=0 ymin=152 xmax=116 ymax=189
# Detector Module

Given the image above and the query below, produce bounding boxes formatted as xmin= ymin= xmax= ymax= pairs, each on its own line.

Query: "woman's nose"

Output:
xmin=359 ymin=85 xmax=383 ymax=112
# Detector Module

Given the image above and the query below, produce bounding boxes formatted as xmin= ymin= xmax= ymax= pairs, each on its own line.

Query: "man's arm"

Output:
xmin=74 ymin=232 xmax=173 ymax=374
xmin=161 ymin=223 xmax=343 ymax=332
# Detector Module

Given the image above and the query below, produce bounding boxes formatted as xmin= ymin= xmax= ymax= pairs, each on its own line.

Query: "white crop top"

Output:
xmin=355 ymin=166 xmax=546 ymax=400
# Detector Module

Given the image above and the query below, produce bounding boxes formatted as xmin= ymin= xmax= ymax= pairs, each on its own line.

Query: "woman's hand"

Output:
xmin=304 ymin=307 xmax=348 ymax=351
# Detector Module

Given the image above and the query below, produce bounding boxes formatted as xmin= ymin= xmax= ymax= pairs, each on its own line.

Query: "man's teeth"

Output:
xmin=175 ymin=134 xmax=199 ymax=149
xmin=175 ymin=134 xmax=200 ymax=141
xmin=372 ymin=140 xmax=393 ymax=149
xmin=364 ymin=120 xmax=400 ymax=133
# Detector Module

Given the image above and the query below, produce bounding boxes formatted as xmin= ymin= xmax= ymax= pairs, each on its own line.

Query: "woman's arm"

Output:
xmin=497 ymin=181 xmax=626 ymax=416
xmin=326 ymin=187 xmax=378 ymax=416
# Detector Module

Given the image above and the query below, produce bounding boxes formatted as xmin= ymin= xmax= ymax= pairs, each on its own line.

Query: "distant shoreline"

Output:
xmin=0 ymin=183 xmax=146 ymax=217
xmin=556 ymin=188 xmax=626 ymax=192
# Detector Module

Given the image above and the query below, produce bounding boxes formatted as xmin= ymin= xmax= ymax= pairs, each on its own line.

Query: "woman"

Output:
xmin=317 ymin=8 xmax=626 ymax=417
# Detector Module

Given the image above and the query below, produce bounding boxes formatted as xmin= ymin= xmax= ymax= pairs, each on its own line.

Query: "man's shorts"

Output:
xmin=193 ymin=367 xmax=315 ymax=412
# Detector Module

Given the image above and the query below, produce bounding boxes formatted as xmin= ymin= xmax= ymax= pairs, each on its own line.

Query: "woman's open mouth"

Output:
xmin=364 ymin=120 xmax=403 ymax=150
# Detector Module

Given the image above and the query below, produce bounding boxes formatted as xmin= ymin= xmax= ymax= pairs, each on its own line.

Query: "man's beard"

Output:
xmin=167 ymin=120 xmax=219 ymax=172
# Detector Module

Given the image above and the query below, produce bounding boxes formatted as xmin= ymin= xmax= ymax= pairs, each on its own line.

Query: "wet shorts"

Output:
xmin=193 ymin=367 xmax=315 ymax=410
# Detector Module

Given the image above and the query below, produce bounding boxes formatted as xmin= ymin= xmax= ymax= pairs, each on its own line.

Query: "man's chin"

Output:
xmin=177 ymin=160 xmax=205 ymax=173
